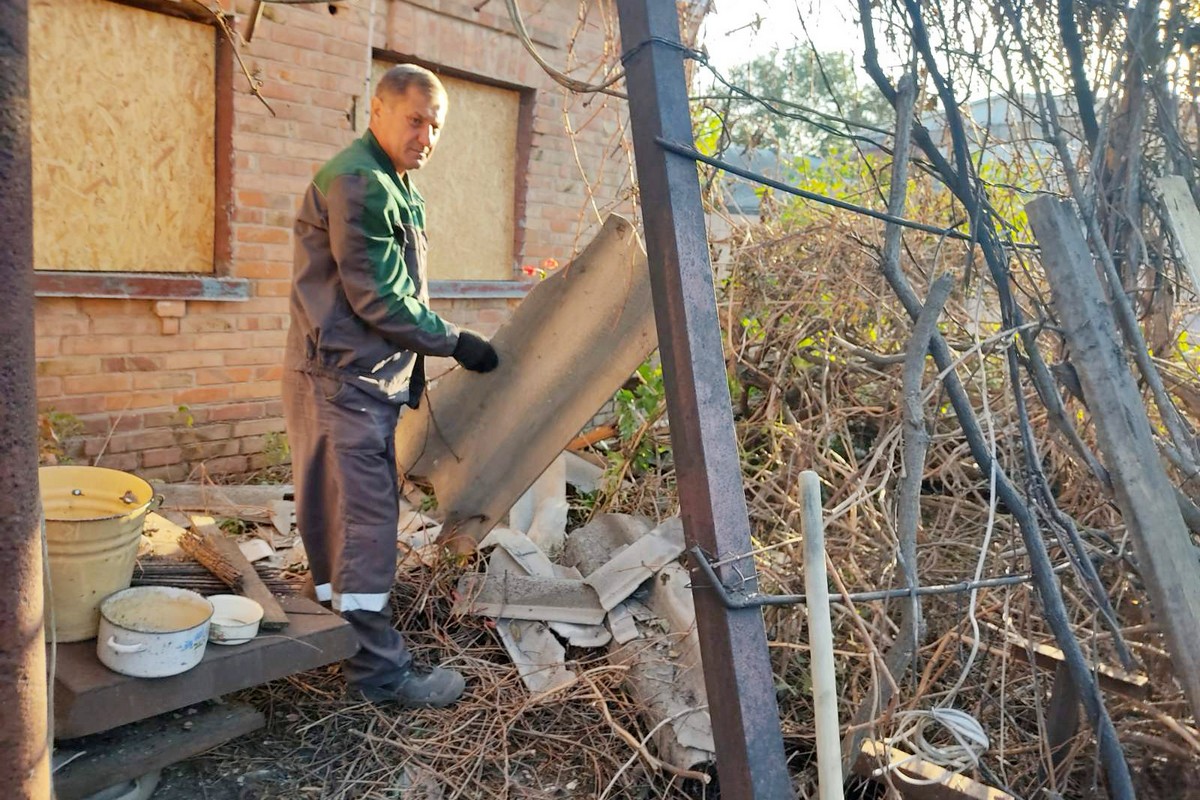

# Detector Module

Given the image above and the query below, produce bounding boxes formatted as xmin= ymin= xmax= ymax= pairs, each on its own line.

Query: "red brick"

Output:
xmin=141 ymin=462 xmax=190 ymax=482
xmin=93 ymin=452 xmax=139 ymax=472
xmin=236 ymin=261 xmax=291 ymax=280
xmin=231 ymin=381 xmax=279 ymax=400
xmin=62 ymin=335 xmax=130 ymax=357
xmin=37 ymin=357 xmax=99 ymax=377
xmin=161 ymin=352 xmax=224 ymax=371
xmin=116 ymin=391 xmax=178 ymax=411
xmin=132 ymin=372 xmax=194 ymax=390
xmin=37 ymin=315 xmax=90 ymax=337
xmin=198 ymin=455 xmax=249 ymax=475
xmin=208 ymin=401 xmax=267 ymax=421
xmin=40 ymin=395 xmax=107 ymax=416
xmin=174 ymin=386 xmax=234 ymax=405
xmin=92 ymin=316 xmax=159 ymax=335
xmin=180 ymin=315 xmax=237 ymax=334
xmin=194 ymin=332 xmax=251 ymax=351
xmin=236 ymin=226 xmax=292 ymax=245
xmin=36 ymin=337 xmax=60 ymax=358
xmin=37 ymin=376 xmax=62 ymax=398
xmin=64 ymin=373 xmax=131 ymax=395
xmin=232 ymin=417 xmax=285 ymax=438
xmin=140 ymin=444 xmax=185 ymax=468
xmin=195 ymin=367 xmax=254 ymax=385
xmin=180 ymin=439 xmax=240 ymax=462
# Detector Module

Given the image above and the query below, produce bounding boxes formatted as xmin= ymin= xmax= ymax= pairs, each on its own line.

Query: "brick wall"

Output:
xmin=34 ymin=0 xmax=637 ymax=480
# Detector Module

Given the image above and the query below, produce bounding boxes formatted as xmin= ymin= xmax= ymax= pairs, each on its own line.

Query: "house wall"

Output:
xmin=33 ymin=0 xmax=637 ymax=480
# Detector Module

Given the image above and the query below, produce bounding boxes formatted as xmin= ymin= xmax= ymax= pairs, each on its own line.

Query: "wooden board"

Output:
xmin=53 ymin=702 xmax=264 ymax=800
xmin=1029 ymin=196 xmax=1200 ymax=718
xmin=956 ymin=621 xmax=1149 ymax=700
xmin=188 ymin=515 xmax=289 ymax=630
xmin=156 ymin=483 xmax=294 ymax=524
xmin=1155 ymin=176 xmax=1200 ymax=299
xmin=53 ymin=595 xmax=355 ymax=739
xmin=854 ymin=741 xmax=1015 ymax=800
xmin=28 ymin=0 xmax=216 ymax=273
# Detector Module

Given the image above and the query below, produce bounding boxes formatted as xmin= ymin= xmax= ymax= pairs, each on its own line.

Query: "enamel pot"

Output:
xmin=97 ymin=586 xmax=213 ymax=678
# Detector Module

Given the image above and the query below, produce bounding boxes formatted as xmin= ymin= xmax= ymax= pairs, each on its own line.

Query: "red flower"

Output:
xmin=520 ymin=264 xmax=537 ymax=276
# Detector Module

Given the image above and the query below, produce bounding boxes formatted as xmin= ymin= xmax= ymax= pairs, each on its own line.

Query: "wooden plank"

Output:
xmin=956 ymin=621 xmax=1149 ymax=700
xmin=1154 ymin=176 xmax=1200 ymax=299
xmin=188 ymin=515 xmax=288 ymax=630
xmin=53 ymin=595 xmax=355 ymax=739
xmin=54 ymin=702 xmax=264 ymax=800
xmin=1029 ymin=196 xmax=1200 ymax=719
xmin=854 ymin=741 xmax=1015 ymax=800
xmin=33 ymin=272 xmax=249 ymax=300
xmin=157 ymin=483 xmax=293 ymax=523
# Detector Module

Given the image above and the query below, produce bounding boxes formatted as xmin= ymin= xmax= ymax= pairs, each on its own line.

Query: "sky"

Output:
xmin=697 ymin=1 xmax=870 ymax=75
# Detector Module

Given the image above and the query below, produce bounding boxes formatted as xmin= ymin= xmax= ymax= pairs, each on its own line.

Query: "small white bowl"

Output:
xmin=207 ymin=595 xmax=264 ymax=646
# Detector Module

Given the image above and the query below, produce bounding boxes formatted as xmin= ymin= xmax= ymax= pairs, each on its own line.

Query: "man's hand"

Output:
xmin=452 ymin=329 xmax=499 ymax=373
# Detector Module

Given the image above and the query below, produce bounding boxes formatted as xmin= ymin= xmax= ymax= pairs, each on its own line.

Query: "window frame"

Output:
xmin=32 ymin=0 xmax=245 ymax=301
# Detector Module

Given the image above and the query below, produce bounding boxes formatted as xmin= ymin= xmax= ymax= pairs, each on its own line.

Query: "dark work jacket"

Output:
xmin=285 ymin=130 xmax=459 ymax=407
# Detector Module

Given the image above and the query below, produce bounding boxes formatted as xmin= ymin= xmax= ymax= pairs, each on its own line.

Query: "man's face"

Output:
xmin=369 ymin=85 xmax=446 ymax=174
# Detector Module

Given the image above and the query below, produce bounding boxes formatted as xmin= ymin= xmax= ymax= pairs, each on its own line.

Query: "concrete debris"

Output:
xmin=395 ymin=215 xmax=658 ymax=553
xmin=397 ymin=508 xmax=440 ymax=536
xmin=563 ymin=514 xmax=653 ymax=577
xmin=548 ymin=620 xmax=612 ymax=648
xmin=606 ymin=602 xmax=641 ymax=645
xmin=485 ymin=532 xmax=611 ymax=647
xmin=454 ymin=572 xmax=607 ymax=626
xmin=269 ymin=500 xmax=295 ymax=546
xmin=398 ymin=524 xmax=442 ymax=568
xmin=552 ymin=563 xmax=583 ymax=580
xmin=582 ymin=518 xmax=686 ymax=610
xmin=564 ymin=451 xmax=606 ymax=493
xmin=481 ymin=528 xmax=558 ymax=577
xmin=569 ymin=514 xmax=715 ymax=769
xmin=495 ymin=619 xmax=577 ymax=695
xmin=238 ymin=537 xmax=275 ymax=563
xmin=509 ymin=455 xmax=569 ymax=557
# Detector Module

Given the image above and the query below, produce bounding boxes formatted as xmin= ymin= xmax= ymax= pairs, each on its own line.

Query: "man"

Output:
xmin=283 ymin=64 xmax=497 ymax=707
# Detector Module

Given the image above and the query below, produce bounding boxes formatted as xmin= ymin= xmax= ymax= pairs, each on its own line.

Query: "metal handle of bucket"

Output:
xmin=149 ymin=494 xmax=164 ymax=512
xmin=106 ymin=637 xmax=147 ymax=655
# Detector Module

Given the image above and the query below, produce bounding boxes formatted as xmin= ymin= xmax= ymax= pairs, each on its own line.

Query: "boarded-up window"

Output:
xmin=372 ymin=63 xmax=520 ymax=281
xmin=29 ymin=0 xmax=216 ymax=273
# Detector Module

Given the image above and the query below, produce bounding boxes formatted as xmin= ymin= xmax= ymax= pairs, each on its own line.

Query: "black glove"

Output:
xmin=452 ymin=329 xmax=499 ymax=373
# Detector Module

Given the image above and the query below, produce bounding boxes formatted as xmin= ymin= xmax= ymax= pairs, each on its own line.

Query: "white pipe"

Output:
xmin=801 ymin=470 xmax=844 ymax=800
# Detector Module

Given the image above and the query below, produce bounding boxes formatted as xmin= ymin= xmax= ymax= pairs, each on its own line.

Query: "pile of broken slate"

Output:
xmin=394 ymin=451 xmax=715 ymax=772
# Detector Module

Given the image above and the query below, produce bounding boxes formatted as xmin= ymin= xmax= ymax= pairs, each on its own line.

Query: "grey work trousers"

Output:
xmin=281 ymin=369 xmax=411 ymax=686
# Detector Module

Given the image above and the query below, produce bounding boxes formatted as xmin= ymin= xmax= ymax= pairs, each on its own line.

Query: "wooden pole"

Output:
xmin=1029 ymin=195 xmax=1200 ymax=720
xmin=0 ymin=0 xmax=52 ymax=795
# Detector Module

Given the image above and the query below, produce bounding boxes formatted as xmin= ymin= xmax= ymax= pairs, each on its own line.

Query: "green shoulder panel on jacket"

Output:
xmin=313 ymin=131 xmax=425 ymax=231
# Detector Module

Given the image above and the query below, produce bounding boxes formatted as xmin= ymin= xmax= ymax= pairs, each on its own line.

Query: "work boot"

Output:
xmin=350 ymin=663 xmax=466 ymax=708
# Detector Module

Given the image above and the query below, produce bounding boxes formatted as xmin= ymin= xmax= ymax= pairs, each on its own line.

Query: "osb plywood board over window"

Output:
xmin=372 ymin=62 xmax=519 ymax=282
xmin=29 ymin=0 xmax=216 ymax=273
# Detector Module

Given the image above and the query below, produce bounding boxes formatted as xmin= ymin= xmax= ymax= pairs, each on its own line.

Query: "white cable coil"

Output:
xmin=877 ymin=707 xmax=990 ymax=784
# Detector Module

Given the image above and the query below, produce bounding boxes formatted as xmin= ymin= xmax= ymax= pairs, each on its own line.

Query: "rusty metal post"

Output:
xmin=0 ymin=1 xmax=52 ymax=797
xmin=615 ymin=1 xmax=792 ymax=794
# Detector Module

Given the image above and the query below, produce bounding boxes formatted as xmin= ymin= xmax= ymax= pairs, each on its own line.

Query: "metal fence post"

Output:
xmin=615 ymin=1 xmax=792 ymax=794
xmin=0 ymin=0 xmax=52 ymax=796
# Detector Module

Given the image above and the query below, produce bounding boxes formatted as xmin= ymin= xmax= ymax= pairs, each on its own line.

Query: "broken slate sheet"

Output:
xmin=395 ymin=215 xmax=657 ymax=553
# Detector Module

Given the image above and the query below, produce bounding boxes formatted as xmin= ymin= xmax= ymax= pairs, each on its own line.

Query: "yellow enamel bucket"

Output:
xmin=40 ymin=466 xmax=160 ymax=642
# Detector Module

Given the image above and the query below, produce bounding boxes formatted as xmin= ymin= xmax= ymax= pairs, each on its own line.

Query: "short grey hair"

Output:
xmin=375 ymin=64 xmax=446 ymax=101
